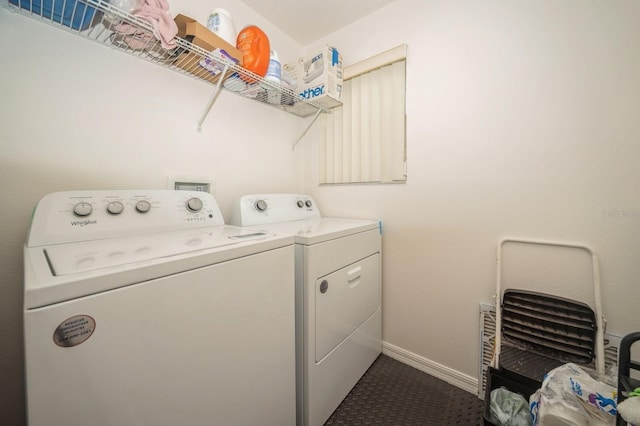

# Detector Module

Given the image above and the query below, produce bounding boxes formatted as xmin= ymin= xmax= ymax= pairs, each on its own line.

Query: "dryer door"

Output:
xmin=315 ymin=253 xmax=380 ymax=362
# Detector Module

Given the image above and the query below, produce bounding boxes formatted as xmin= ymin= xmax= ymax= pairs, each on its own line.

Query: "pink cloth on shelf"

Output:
xmin=114 ymin=0 xmax=177 ymax=50
xmin=134 ymin=0 xmax=177 ymax=49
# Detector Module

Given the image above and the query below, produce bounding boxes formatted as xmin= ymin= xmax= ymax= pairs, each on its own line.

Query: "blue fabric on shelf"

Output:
xmin=9 ymin=0 xmax=97 ymax=30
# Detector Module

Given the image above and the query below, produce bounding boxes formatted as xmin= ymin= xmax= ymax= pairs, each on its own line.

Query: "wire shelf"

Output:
xmin=2 ymin=0 xmax=331 ymax=119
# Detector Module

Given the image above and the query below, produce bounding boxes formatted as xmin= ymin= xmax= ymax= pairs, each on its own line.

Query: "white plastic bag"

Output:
xmin=530 ymin=363 xmax=617 ymax=425
xmin=489 ymin=387 xmax=530 ymax=426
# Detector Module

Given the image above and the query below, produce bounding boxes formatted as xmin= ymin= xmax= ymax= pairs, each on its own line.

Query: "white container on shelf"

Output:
xmin=263 ymin=50 xmax=282 ymax=104
xmin=206 ymin=8 xmax=237 ymax=46
xmin=265 ymin=50 xmax=281 ymax=83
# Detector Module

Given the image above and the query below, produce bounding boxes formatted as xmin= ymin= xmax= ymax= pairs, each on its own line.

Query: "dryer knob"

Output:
xmin=305 ymin=200 xmax=313 ymax=208
xmin=255 ymin=199 xmax=268 ymax=212
xmin=296 ymin=200 xmax=304 ymax=208
xmin=72 ymin=201 xmax=93 ymax=217
xmin=319 ymin=280 xmax=329 ymax=294
xmin=186 ymin=197 xmax=203 ymax=213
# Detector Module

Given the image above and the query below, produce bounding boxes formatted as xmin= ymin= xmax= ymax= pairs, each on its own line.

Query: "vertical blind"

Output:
xmin=320 ymin=47 xmax=407 ymax=184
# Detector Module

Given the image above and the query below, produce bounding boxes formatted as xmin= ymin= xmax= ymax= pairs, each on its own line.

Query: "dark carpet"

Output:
xmin=325 ymin=354 xmax=485 ymax=425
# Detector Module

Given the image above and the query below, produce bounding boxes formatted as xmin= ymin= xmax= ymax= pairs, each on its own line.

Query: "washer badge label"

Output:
xmin=53 ymin=315 xmax=95 ymax=347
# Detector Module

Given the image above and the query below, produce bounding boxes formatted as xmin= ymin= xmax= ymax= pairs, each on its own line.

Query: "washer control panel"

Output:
xmin=27 ymin=190 xmax=225 ymax=247
xmin=230 ymin=194 xmax=321 ymax=226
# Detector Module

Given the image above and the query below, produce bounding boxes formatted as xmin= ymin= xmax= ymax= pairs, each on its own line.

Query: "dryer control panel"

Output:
xmin=230 ymin=194 xmax=322 ymax=226
xmin=27 ymin=190 xmax=225 ymax=247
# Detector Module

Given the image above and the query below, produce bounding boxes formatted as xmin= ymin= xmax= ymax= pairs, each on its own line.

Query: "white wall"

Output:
xmin=0 ymin=1 xmax=306 ymax=424
xmin=302 ymin=0 xmax=640 ymax=386
xmin=2 ymin=0 xmax=640 ymax=424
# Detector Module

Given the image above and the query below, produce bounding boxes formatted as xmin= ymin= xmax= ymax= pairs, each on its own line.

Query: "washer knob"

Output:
xmin=106 ymin=201 xmax=124 ymax=215
xmin=305 ymin=200 xmax=313 ymax=208
xmin=255 ymin=199 xmax=268 ymax=212
xmin=186 ymin=197 xmax=203 ymax=213
xmin=72 ymin=201 xmax=93 ymax=217
xmin=135 ymin=200 xmax=151 ymax=213
xmin=297 ymin=200 xmax=304 ymax=208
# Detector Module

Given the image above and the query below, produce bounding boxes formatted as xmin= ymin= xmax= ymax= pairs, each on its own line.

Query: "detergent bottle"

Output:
xmin=265 ymin=50 xmax=281 ymax=83
xmin=263 ymin=50 xmax=281 ymax=104
xmin=206 ymin=8 xmax=236 ymax=45
xmin=236 ymin=25 xmax=270 ymax=82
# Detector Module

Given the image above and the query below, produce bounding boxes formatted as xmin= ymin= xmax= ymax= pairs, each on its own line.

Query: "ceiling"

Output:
xmin=240 ymin=0 xmax=397 ymax=45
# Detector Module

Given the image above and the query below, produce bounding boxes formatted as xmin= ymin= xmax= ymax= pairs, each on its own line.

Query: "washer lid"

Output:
xmin=24 ymin=226 xmax=292 ymax=309
xmin=44 ymin=227 xmax=272 ymax=276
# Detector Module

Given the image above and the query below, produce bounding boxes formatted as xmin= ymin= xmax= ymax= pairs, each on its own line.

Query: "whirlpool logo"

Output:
xmin=70 ymin=219 xmax=97 ymax=227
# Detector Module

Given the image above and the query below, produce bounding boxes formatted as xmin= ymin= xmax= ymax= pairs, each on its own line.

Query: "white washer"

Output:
xmin=230 ymin=194 xmax=382 ymax=426
xmin=23 ymin=190 xmax=296 ymax=426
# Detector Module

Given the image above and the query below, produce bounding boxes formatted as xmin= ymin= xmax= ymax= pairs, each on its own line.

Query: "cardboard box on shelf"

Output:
xmin=173 ymin=14 xmax=243 ymax=84
xmin=284 ymin=45 xmax=343 ymax=114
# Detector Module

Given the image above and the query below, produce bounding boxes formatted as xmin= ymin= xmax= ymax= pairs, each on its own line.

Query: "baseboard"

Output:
xmin=382 ymin=341 xmax=478 ymax=395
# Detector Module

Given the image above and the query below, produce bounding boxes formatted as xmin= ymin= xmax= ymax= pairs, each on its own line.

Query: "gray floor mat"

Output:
xmin=325 ymin=354 xmax=485 ymax=425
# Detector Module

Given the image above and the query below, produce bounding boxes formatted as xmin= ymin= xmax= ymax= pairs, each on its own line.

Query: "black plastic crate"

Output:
xmin=483 ymin=367 xmax=541 ymax=426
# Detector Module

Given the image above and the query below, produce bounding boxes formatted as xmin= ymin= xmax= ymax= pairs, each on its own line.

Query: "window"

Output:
xmin=320 ymin=44 xmax=407 ymax=184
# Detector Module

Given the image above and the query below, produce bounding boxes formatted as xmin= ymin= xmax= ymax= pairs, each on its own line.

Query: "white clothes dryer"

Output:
xmin=230 ymin=194 xmax=382 ymax=426
xmin=23 ymin=190 xmax=296 ymax=426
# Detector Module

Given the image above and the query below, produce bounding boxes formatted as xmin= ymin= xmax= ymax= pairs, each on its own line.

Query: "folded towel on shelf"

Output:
xmin=113 ymin=0 xmax=177 ymax=50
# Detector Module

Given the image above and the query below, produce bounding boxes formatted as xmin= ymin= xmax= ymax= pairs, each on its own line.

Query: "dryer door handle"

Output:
xmin=346 ymin=265 xmax=362 ymax=287
xmin=346 ymin=266 xmax=362 ymax=281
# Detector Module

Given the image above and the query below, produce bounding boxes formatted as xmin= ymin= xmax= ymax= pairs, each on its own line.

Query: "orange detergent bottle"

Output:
xmin=236 ymin=25 xmax=270 ymax=82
